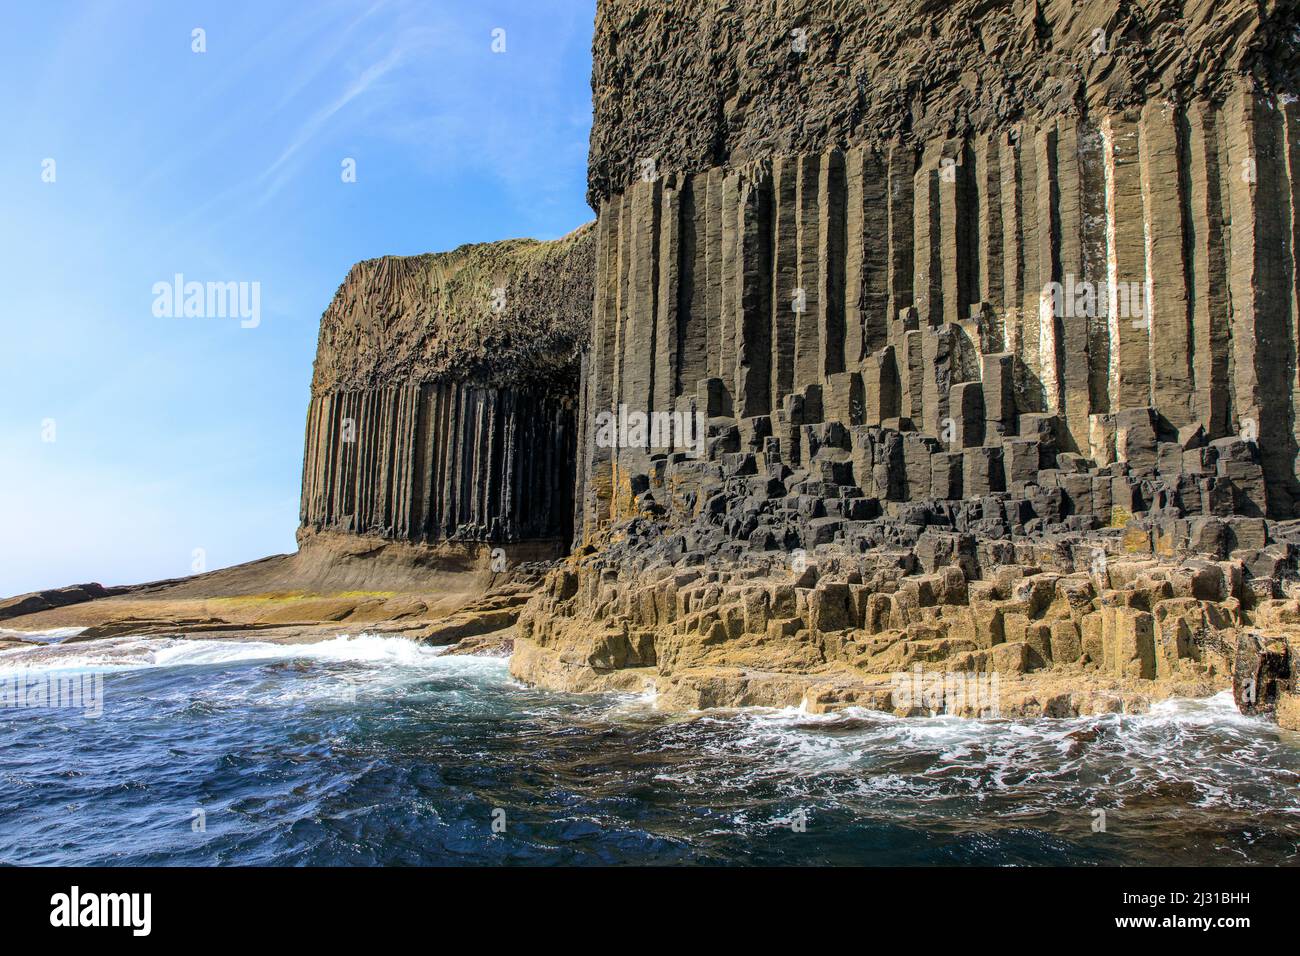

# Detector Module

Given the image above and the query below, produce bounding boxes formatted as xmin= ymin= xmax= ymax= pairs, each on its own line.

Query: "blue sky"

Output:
xmin=0 ymin=1 xmax=596 ymax=594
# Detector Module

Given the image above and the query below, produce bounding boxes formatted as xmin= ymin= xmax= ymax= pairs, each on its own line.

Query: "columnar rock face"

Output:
xmin=507 ymin=1 xmax=1300 ymax=718
xmin=301 ymin=381 xmax=578 ymax=542
xmin=578 ymin=0 xmax=1300 ymax=537
xmin=301 ymin=225 xmax=595 ymax=545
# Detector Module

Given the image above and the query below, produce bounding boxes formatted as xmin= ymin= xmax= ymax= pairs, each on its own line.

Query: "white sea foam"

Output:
xmin=605 ymin=681 xmax=660 ymax=715
xmin=672 ymin=690 xmax=1300 ymax=817
xmin=0 ymin=632 xmax=490 ymax=675
xmin=0 ymin=626 xmax=87 ymax=644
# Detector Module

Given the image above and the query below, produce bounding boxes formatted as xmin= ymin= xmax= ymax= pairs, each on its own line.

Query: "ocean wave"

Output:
xmin=0 ymin=626 xmax=87 ymax=644
xmin=653 ymin=690 xmax=1300 ymax=820
xmin=0 ymin=632 xmax=496 ymax=675
xmin=0 ymin=635 xmax=1295 ymax=864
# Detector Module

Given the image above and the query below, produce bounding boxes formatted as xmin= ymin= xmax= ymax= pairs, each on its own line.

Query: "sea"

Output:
xmin=0 ymin=631 xmax=1297 ymax=866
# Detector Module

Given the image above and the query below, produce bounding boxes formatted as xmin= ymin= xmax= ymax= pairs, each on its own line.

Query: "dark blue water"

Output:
xmin=1 ymin=633 xmax=1298 ymax=865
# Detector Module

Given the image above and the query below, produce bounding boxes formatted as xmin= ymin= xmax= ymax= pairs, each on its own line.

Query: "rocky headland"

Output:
xmin=3 ymin=227 xmax=595 ymax=652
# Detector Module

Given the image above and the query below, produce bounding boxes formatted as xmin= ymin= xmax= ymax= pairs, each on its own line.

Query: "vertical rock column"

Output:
xmin=913 ymin=151 xmax=943 ymax=329
xmin=1104 ymin=112 xmax=1151 ymax=412
xmin=770 ymin=157 xmax=799 ymax=408
xmin=577 ymin=199 xmax=622 ymax=535
xmin=678 ymin=174 xmax=710 ymax=401
xmin=654 ymin=175 xmax=682 ymax=421
xmin=794 ymin=154 xmax=822 ymax=393
xmin=1077 ymin=120 xmax=1111 ymax=423
xmin=1053 ymin=118 xmax=1094 ymax=452
xmin=885 ymin=144 xmax=916 ymax=346
xmin=1185 ymin=102 xmax=1233 ymax=439
xmin=1034 ymin=125 xmax=1064 ymax=424
xmin=973 ymin=133 xmax=1004 ymax=347
xmin=853 ymin=146 xmax=892 ymax=357
xmin=1139 ymin=101 xmax=1194 ymax=429
xmin=999 ymin=131 xmax=1027 ymax=379
xmin=817 ymin=150 xmax=847 ymax=378
xmin=1224 ymin=89 xmax=1299 ymax=515
xmin=938 ymin=137 xmax=976 ymax=327
xmin=735 ymin=169 xmax=773 ymax=417
xmin=704 ymin=168 xmax=725 ymax=388
xmin=1285 ymin=100 xmax=1300 ymax=488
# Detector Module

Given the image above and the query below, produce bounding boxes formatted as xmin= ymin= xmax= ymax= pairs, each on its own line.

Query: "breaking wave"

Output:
xmin=0 ymin=632 xmax=457 ymax=674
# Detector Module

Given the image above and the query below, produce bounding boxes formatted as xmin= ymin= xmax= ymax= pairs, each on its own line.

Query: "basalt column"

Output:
xmin=301 ymin=382 xmax=577 ymax=542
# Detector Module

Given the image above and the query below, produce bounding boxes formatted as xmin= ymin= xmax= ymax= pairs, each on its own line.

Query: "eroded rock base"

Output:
xmin=512 ymin=515 xmax=1300 ymax=723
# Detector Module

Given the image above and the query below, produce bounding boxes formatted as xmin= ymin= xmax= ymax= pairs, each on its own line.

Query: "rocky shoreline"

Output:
xmin=0 ymin=531 xmax=555 ymax=653
xmin=4 ymin=521 xmax=1297 ymax=729
xmin=510 ymin=528 xmax=1297 ymax=720
xmin=8 ymin=1 xmax=1300 ymax=739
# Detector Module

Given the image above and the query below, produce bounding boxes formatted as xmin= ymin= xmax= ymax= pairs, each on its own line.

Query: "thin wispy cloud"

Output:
xmin=251 ymin=36 xmax=431 ymax=207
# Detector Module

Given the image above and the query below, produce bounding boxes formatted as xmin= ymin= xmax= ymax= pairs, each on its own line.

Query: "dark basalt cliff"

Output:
xmin=587 ymin=0 xmax=1300 ymax=206
xmin=281 ymin=1 xmax=1300 ymax=720
xmin=512 ymin=0 xmax=1300 ymax=719
xmin=300 ymin=224 xmax=595 ymax=545
xmin=578 ymin=0 xmax=1300 ymax=536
